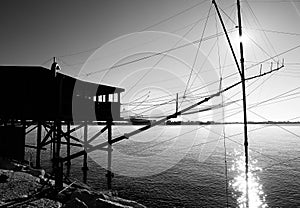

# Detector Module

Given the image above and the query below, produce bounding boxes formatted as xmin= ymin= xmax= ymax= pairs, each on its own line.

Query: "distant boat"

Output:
xmin=129 ymin=116 xmax=151 ymax=125
xmin=166 ymin=120 xmax=181 ymax=125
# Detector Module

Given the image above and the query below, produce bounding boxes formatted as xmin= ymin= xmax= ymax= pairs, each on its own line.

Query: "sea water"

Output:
xmin=27 ymin=124 xmax=300 ymax=207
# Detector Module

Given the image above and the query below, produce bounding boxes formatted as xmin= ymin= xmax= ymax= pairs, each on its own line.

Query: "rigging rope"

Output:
xmin=244 ymin=0 xmax=279 ymax=61
xmin=142 ymin=0 xmax=210 ymax=31
xmin=182 ymin=3 xmax=213 ymax=99
xmin=123 ymin=7 xmax=210 ymax=98
xmin=86 ymin=63 xmax=283 ymax=153
xmin=216 ymin=11 xmax=229 ymax=207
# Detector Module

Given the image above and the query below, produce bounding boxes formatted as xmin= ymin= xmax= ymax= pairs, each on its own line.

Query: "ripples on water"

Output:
xmin=229 ymin=150 xmax=267 ymax=208
xmin=26 ymin=125 xmax=300 ymax=207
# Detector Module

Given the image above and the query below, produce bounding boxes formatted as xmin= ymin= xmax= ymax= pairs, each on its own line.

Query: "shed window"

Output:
xmin=114 ymin=93 xmax=118 ymax=102
xmin=109 ymin=94 xmax=113 ymax=102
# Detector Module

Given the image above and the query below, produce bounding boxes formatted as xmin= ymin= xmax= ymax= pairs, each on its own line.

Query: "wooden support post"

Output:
xmin=22 ymin=120 xmax=26 ymax=161
xmin=82 ymin=122 xmax=88 ymax=183
xmin=54 ymin=120 xmax=63 ymax=190
xmin=56 ymin=121 xmax=62 ymax=158
xmin=52 ymin=123 xmax=56 ymax=165
xmin=106 ymin=122 xmax=113 ymax=190
xmin=55 ymin=159 xmax=64 ymax=191
xmin=66 ymin=122 xmax=71 ymax=167
xmin=66 ymin=163 xmax=70 ymax=177
xmin=36 ymin=122 xmax=42 ymax=169
xmin=83 ymin=168 xmax=87 ymax=184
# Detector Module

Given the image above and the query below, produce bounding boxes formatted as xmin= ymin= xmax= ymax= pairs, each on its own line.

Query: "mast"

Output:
xmin=212 ymin=0 xmax=249 ymax=205
xmin=237 ymin=0 xmax=249 ymax=206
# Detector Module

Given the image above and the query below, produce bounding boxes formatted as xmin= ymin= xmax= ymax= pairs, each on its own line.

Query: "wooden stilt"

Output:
xmin=66 ymin=122 xmax=71 ymax=167
xmin=56 ymin=121 xmax=61 ymax=158
xmin=36 ymin=122 xmax=42 ymax=168
xmin=82 ymin=122 xmax=88 ymax=183
xmin=52 ymin=122 xmax=56 ymax=167
xmin=54 ymin=120 xmax=63 ymax=190
xmin=22 ymin=120 xmax=26 ymax=162
xmin=106 ymin=121 xmax=113 ymax=190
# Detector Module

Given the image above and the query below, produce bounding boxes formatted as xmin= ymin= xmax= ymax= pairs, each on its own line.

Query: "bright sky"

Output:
xmin=1 ymin=0 xmax=300 ymax=122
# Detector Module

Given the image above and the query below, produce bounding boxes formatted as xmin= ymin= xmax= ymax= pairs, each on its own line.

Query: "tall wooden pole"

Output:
xmin=36 ymin=122 xmax=42 ymax=168
xmin=54 ymin=120 xmax=63 ymax=190
xmin=106 ymin=122 xmax=113 ymax=190
xmin=52 ymin=122 xmax=56 ymax=165
xmin=237 ymin=0 xmax=249 ymax=206
xmin=66 ymin=122 xmax=71 ymax=167
xmin=82 ymin=122 xmax=88 ymax=183
xmin=53 ymin=57 xmax=63 ymax=190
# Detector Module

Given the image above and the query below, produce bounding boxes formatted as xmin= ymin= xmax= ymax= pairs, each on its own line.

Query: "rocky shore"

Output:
xmin=0 ymin=158 xmax=146 ymax=208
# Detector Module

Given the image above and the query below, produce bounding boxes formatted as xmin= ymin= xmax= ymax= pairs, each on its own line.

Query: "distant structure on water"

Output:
xmin=129 ymin=115 xmax=151 ymax=125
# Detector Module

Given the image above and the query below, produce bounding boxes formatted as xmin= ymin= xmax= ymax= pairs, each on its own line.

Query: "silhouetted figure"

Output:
xmin=51 ymin=57 xmax=60 ymax=77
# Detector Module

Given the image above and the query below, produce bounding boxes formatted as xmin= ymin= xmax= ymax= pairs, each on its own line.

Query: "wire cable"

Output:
xmin=142 ymin=0 xmax=210 ymax=31
xmin=216 ymin=13 xmax=229 ymax=208
xmin=123 ymin=7 xmax=212 ymax=98
xmin=182 ymin=3 xmax=213 ymax=99
xmin=244 ymin=1 xmax=279 ymax=61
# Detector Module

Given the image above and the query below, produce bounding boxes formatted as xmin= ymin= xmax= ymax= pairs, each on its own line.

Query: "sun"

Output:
xmin=239 ymin=34 xmax=249 ymax=44
xmin=230 ymin=32 xmax=251 ymax=50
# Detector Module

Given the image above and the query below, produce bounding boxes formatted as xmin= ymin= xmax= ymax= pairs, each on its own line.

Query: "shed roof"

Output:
xmin=0 ymin=65 xmax=125 ymax=121
xmin=0 ymin=65 xmax=125 ymax=95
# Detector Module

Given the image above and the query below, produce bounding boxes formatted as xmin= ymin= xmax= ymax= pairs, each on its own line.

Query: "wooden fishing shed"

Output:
xmin=0 ymin=64 xmax=125 ymax=189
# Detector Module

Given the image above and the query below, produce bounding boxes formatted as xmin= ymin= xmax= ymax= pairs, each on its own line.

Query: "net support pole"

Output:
xmin=237 ymin=0 xmax=249 ymax=206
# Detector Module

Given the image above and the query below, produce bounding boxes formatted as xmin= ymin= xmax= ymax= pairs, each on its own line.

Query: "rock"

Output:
xmin=103 ymin=191 xmax=145 ymax=208
xmin=24 ymin=198 xmax=62 ymax=208
xmin=23 ymin=166 xmax=45 ymax=178
xmin=64 ymin=198 xmax=88 ymax=208
xmin=70 ymin=189 xmax=106 ymax=207
xmin=98 ymin=193 xmax=108 ymax=200
xmin=69 ymin=189 xmax=146 ymax=208
xmin=109 ymin=197 xmax=147 ymax=208
xmin=92 ymin=198 xmax=132 ymax=208
xmin=0 ymin=170 xmax=42 ymax=202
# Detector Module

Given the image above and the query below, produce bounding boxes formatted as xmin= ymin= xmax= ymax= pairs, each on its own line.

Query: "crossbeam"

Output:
xmin=87 ymin=65 xmax=284 ymax=153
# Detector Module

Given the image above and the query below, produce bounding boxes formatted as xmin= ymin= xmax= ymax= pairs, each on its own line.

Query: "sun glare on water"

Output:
xmin=230 ymin=150 xmax=268 ymax=208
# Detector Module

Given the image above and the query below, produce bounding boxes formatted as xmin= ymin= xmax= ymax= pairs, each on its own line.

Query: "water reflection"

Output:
xmin=229 ymin=149 xmax=267 ymax=208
